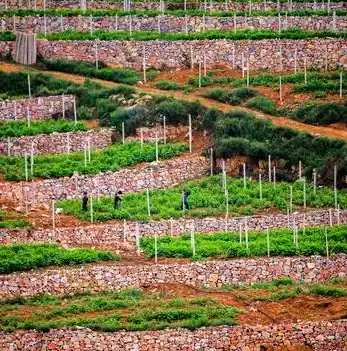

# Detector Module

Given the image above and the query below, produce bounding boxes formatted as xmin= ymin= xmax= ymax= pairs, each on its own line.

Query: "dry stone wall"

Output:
xmin=0 ymin=155 xmax=209 ymax=206
xmin=0 ymin=95 xmax=75 ymax=121
xmin=1 ymin=321 xmax=346 ymax=351
xmin=1 ymin=0 xmax=346 ymax=11
xmin=0 ymin=128 xmax=113 ymax=156
xmin=0 ymin=209 xmax=345 ymax=246
xmin=0 ymin=38 xmax=346 ymax=71
xmin=0 ymin=254 xmax=346 ymax=299
xmin=36 ymin=38 xmax=347 ymax=71
xmin=2 ymin=14 xmax=346 ymax=33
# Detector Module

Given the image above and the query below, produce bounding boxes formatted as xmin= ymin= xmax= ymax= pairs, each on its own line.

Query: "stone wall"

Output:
xmin=0 ymin=209 xmax=345 ymax=246
xmin=0 ymin=95 xmax=75 ymax=121
xmin=1 ymin=321 xmax=346 ymax=351
xmin=0 ymin=155 xmax=209 ymax=206
xmin=0 ymin=124 xmax=187 ymax=156
xmin=0 ymin=38 xmax=346 ymax=71
xmin=0 ymin=128 xmax=113 ymax=156
xmin=2 ymin=14 xmax=346 ymax=34
xmin=38 ymin=38 xmax=347 ymax=71
xmin=0 ymin=0 xmax=346 ymax=11
xmin=0 ymin=254 xmax=346 ymax=298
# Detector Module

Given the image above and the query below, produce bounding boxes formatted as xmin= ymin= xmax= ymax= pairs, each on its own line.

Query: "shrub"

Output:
xmin=246 ymin=96 xmax=278 ymax=115
xmin=154 ymin=81 xmax=183 ymax=90
xmin=292 ymin=102 xmax=347 ymax=125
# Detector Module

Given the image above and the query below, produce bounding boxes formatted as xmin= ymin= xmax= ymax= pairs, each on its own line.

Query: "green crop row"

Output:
xmin=0 ymin=243 xmax=119 ymax=274
xmin=0 ymin=210 xmax=31 ymax=228
xmin=57 ymin=175 xmax=347 ymax=222
xmin=38 ymin=28 xmax=347 ymax=41
xmin=0 ymin=142 xmax=187 ymax=181
xmin=140 ymin=225 xmax=347 ymax=259
xmin=0 ymin=287 xmax=239 ymax=332
xmin=0 ymin=119 xmax=88 ymax=138
xmin=1 ymin=8 xmax=346 ymax=17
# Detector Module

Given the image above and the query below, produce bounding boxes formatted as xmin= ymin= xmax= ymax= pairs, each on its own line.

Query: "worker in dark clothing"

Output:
xmin=114 ymin=190 xmax=123 ymax=209
xmin=180 ymin=189 xmax=191 ymax=211
xmin=82 ymin=191 xmax=88 ymax=211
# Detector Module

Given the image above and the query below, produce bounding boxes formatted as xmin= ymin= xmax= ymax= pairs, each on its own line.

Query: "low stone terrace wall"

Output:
xmin=0 ymin=209 xmax=345 ymax=246
xmin=0 ymin=38 xmax=346 ymax=71
xmin=0 ymin=254 xmax=346 ymax=299
xmin=2 ymin=14 xmax=346 ymax=33
xmin=0 ymin=155 xmax=209 ymax=206
xmin=0 ymin=95 xmax=75 ymax=121
xmin=0 ymin=0 xmax=346 ymax=11
xmin=0 ymin=128 xmax=113 ymax=156
xmin=0 ymin=124 xmax=187 ymax=156
xmin=1 ymin=321 xmax=346 ymax=351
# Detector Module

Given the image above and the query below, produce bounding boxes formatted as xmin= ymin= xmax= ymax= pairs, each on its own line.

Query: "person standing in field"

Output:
xmin=114 ymin=190 xmax=123 ymax=209
xmin=82 ymin=191 xmax=88 ymax=211
xmin=180 ymin=189 xmax=191 ymax=211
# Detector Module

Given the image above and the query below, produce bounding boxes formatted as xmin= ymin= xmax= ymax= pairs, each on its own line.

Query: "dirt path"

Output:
xmin=1 ymin=62 xmax=347 ymax=142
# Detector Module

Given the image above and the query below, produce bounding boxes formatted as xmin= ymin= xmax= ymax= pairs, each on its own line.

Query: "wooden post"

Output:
xmin=73 ymin=98 xmax=77 ymax=124
xmin=210 ymin=148 xmax=213 ymax=176
xmin=268 ymin=155 xmax=271 ymax=182
xmin=26 ymin=107 xmax=31 ymax=128
xmin=278 ymin=12 xmax=281 ymax=34
xmin=142 ymin=46 xmax=147 ymax=83
xmin=154 ymin=231 xmax=158 ymax=263
xmin=198 ymin=58 xmax=202 ymax=88
xmin=233 ymin=13 xmax=236 ymax=34
xmin=95 ymin=40 xmax=99 ymax=69
xmin=188 ymin=114 xmax=192 ymax=153
xmin=155 ymin=132 xmax=159 ymax=162
xmin=89 ymin=15 xmax=93 ymax=36
xmin=329 ymin=208 xmax=333 ymax=227
xmin=325 ymin=45 xmax=328 ymax=72
xmin=290 ymin=185 xmax=293 ymax=213
xmin=340 ymin=71 xmax=343 ymax=99
xmin=203 ymin=53 xmax=207 ymax=77
xmin=163 ymin=115 xmax=167 ymax=144
xmin=122 ymin=122 xmax=125 ymax=144
xmin=7 ymin=137 xmax=11 ymax=156
xmin=304 ymin=55 xmax=307 ymax=84
xmin=60 ymin=14 xmax=64 ymax=32
xmin=337 ymin=204 xmax=340 ymax=225
xmin=239 ymin=223 xmax=242 ymax=244
xmin=84 ymin=146 xmax=87 ymax=166
xmin=243 ymin=162 xmax=246 ymax=189
xmin=185 ymin=14 xmax=188 ymax=35
xmin=146 ymin=189 xmax=151 ymax=216
xmin=299 ymin=160 xmax=302 ymax=180
xmin=25 ymin=154 xmax=28 ymax=181
xmin=232 ymin=42 xmax=235 ymax=69
xmin=136 ymin=222 xmax=140 ymax=254
xmin=266 ymin=227 xmax=270 ymax=257
xmin=190 ymin=45 xmax=194 ymax=70
xmin=273 ymin=166 xmax=276 ymax=189
xmin=313 ymin=169 xmax=317 ymax=195
xmin=52 ymin=200 xmax=56 ymax=229
xmin=259 ymin=173 xmax=262 ymax=200
xmin=294 ymin=48 xmax=297 ymax=74
xmin=190 ymin=222 xmax=196 ymax=257
xmin=202 ymin=14 xmax=206 ymax=32
xmin=30 ymin=143 xmax=34 ymax=176
xmin=140 ymin=128 xmax=144 ymax=149
xmin=27 ymin=74 xmax=31 ymax=99
xmin=87 ymin=137 xmax=91 ymax=163
xmin=287 ymin=208 xmax=290 ymax=228
xmin=62 ymin=95 xmax=65 ymax=118
xmin=90 ymin=196 xmax=93 ymax=223
xmin=245 ymin=217 xmax=249 ymax=253
xmin=303 ymin=179 xmax=306 ymax=209
xmin=334 ymin=164 xmax=337 ymax=209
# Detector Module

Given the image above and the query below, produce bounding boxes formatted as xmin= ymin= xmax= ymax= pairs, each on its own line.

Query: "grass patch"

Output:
xmin=246 ymin=96 xmax=279 ymax=116
xmin=154 ymin=80 xmax=185 ymax=91
xmin=0 ymin=210 xmax=31 ymax=229
xmin=0 ymin=243 xmax=119 ymax=274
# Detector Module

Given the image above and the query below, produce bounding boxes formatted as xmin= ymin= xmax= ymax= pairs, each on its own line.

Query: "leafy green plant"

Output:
xmin=204 ymin=87 xmax=258 ymax=105
xmin=37 ymin=28 xmax=347 ymax=42
xmin=58 ymin=175 xmax=347 ymax=222
xmin=246 ymin=96 xmax=278 ymax=115
xmin=0 ymin=142 xmax=187 ymax=181
xmin=0 ymin=119 xmax=88 ymax=138
xmin=140 ymin=225 xmax=347 ymax=259
xmin=292 ymin=101 xmax=347 ymax=125
xmin=0 ymin=243 xmax=119 ymax=274
xmin=154 ymin=80 xmax=184 ymax=91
